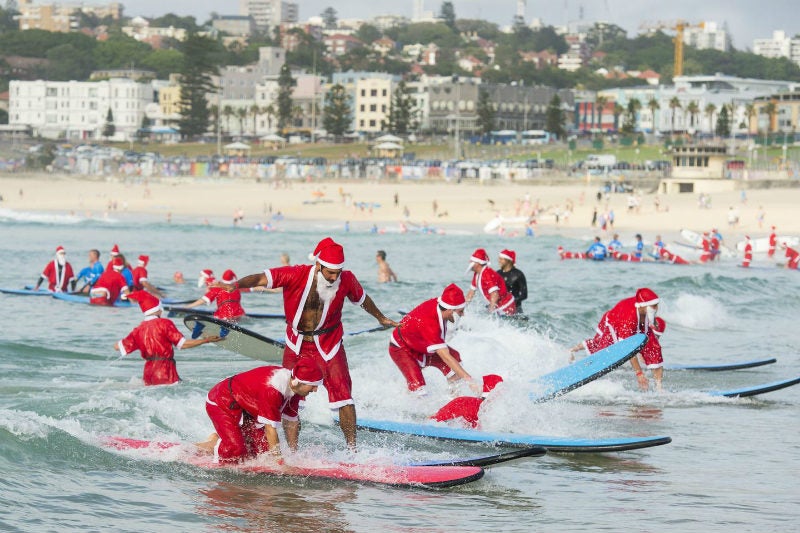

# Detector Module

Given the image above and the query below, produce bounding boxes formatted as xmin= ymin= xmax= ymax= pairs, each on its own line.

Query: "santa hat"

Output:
xmin=128 ymin=290 xmax=162 ymax=316
xmin=438 ymin=283 xmax=466 ymax=310
xmin=308 ymin=237 xmax=336 ymax=262
xmin=221 ymin=269 xmax=237 ymax=283
xmin=110 ymin=244 xmax=120 ymax=256
xmin=481 ymin=374 xmax=504 ymax=398
xmin=112 ymin=257 xmax=125 ymax=270
xmin=198 ymin=269 xmax=215 ymax=287
xmin=317 ymin=242 xmax=345 ymax=269
xmin=469 ymin=248 xmax=490 ymax=265
xmin=137 ymin=255 xmax=149 ymax=266
xmin=652 ymin=317 xmax=666 ymax=337
xmin=292 ymin=356 xmax=324 ymax=386
xmin=55 ymin=246 xmax=65 ymax=254
xmin=635 ymin=287 xmax=660 ymax=307
xmin=498 ymin=249 xmax=516 ymax=263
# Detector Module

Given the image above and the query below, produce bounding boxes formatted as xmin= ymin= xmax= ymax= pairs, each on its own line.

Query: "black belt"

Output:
xmin=143 ymin=357 xmax=175 ymax=362
xmin=298 ymin=325 xmax=336 ymax=336
xmin=227 ymin=376 xmax=240 ymax=411
xmin=219 ymin=299 xmax=238 ymax=305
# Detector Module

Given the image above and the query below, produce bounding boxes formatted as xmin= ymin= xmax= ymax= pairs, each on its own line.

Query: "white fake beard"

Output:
xmin=56 ymin=254 xmax=66 ymax=266
xmin=645 ymin=306 xmax=657 ymax=329
xmin=197 ymin=276 xmax=206 ymax=288
xmin=316 ymin=271 xmax=341 ymax=303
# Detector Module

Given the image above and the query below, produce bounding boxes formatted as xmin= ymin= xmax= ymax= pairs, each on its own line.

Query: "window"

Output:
xmin=359 ymin=119 xmax=364 ymax=126
xmin=360 ymin=105 xmax=365 ymax=112
xmin=370 ymin=104 xmax=376 ymax=112
xmin=381 ymin=105 xmax=386 ymax=112
xmin=382 ymin=89 xmax=387 ymax=97
xmin=371 ymin=89 xmax=377 ymax=97
xmin=361 ymin=89 xmax=365 ymax=96
xmin=369 ymin=119 xmax=376 ymax=127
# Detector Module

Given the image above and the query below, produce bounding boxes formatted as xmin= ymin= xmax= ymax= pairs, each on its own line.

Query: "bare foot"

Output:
xmin=194 ymin=432 xmax=219 ymax=454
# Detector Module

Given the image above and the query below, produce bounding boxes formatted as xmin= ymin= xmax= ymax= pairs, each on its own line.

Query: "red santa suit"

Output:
xmin=784 ymin=245 xmax=800 ymax=269
xmin=205 ymin=362 xmax=322 ymax=462
xmin=768 ymin=228 xmax=777 ymax=258
xmin=558 ymin=246 xmax=587 ymax=260
xmin=611 ymin=250 xmax=642 ymax=262
xmin=699 ymin=234 xmax=713 ymax=263
xmin=262 ymin=245 xmax=365 ymax=409
xmin=202 ymin=287 xmax=245 ymax=320
xmin=468 ymin=249 xmax=515 ymax=315
xmin=90 ymin=258 xmax=128 ymax=305
xmin=741 ymin=238 xmax=753 ymax=268
xmin=389 ymin=296 xmax=462 ymax=392
xmin=131 ymin=255 xmax=150 ymax=291
xmin=579 ymin=288 xmax=659 ymax=355
xmin=659 ymin=248 xmax=690 ymax=265
xmin=431 ymin=375 xmax=504 ymax=428
xmin=118 ymin=315 xmax=187 ymax=385
xmin=639 ymin=317 xmax=665 ymax=368
xmin=40 ymin=252 xmax=75 ymax=292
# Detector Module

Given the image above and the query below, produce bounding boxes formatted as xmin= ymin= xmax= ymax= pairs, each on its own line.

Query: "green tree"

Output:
xmin=686 ymin=101 xmax=700 ymax=131
xmin=594 ymin=94 xmax=608 ymax=133
xmin=322 ymin=84 xmax=351 ymax=138
xmin=476 ymin=88 xmax=495 ymax=135
xmin=668 ymin=97 xmax=682 ymax=137
xmin=621 ymin=97 xmax=641 ymax=135
xmin=439 ymin=2 xmax=457 ymax=31
xmin=276 ymin=63 xmax=295 ymax=134
xmin=545 ymin=94 xmax=565 ymax=139
xmin=150 ymin=13 xmax=200 ymax=32
xmin=177 ymin=33 xmax=219 ymax=140
xmin=321 ymin=7 xmax=338 ymax=29
xmin=704 ymin=103 xmax=717 ymax=133
xmin=140 ymin=49 xmax=184 ymax=79
xmin=612 ymin=102 xmax=624 ymax=131
xmin=384 ymin=81 xmax=417 ymax=134
xmin=45 ymin=43 xmax=94 ymax=80
xmin=93 ymin=33 xmax=153 ymax=70
xmin=102 ymin=108 xmax=115 ymax=140
xmin=647 ymin=98 xmax=660 ymax=132
xmin=355 ymin=24 xmax=382 ymax=44
xmin=715 ymin=104 xmax=731 ymax=138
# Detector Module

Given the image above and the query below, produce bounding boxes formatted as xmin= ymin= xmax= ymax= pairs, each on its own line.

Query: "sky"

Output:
xmin=124 ymin=0 xmax=796 ymax=50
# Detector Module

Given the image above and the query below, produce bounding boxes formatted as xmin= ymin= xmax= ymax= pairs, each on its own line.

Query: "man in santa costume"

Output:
xmin=216 ymin=238 xmax=398 ymax=449
xmin=658 ymin=247 xmax=691 ymax=265
xmin=699 ymin=232 xmax=714 ymax=263
xmin=185 ymin=269 xmax=245 ymax=321
xmin=389 ymin=283 xmax=478 ymax=395
xmin=105 ymin=243 xmax=122 ymax=271
xmin=497 ymin=249 xmax=527 ymax=314
xmin=781 ymin=242 xmax=800 ymax=269
xmin=431 ymin=374 xmax=504 ymax=428
xmin=767 ymin=226 xmax=777 ymax=258
xmin=569 ymin=287 xmax=661 ymax=391
xmin=638 ymin=316 xmax=665 ymax=392
xmin=131 ymin=254 xmax=163 ymax=297
xmin=199 ymin=357 xmax=323 ymax=463
xmin=557 ymin=246 xmax=587 ymax=260
xmin=741 ymin=236 xmax=753 ymax=268
xmin=34 ymin=245 xmax=75 ymax=292
xmin=114 ymin=291 xmax=220 ymax=386
xmin=465 ymin=248 xmax=516 ymax=315
xmin=90 ymin=256 xmax=130 ymax=305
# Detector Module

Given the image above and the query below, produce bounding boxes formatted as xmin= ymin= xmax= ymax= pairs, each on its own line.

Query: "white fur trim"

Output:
xmin=437 ymin=297 xmax=466 ymax=310
xmin=329 ymin=398 xmax=354 ymax=409
xmin=317 ymin=258 xmax=345 ymax=269
xmin=635 ymin=298 xmax=660 ymax=307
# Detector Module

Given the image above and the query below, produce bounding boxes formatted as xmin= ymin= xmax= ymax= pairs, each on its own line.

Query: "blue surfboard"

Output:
xmin=529 ymin=333 xmax=647 ymax=402
xmin=353 ymin=417 xmax=672 ymax=453
xmin=666 ymin=358 xmax=777 ymax=371
xmin=1 ymin=287 xmax=53 ymax=296
xmin=51 ymin=292 xmax=132 ymax=308
xmin=708 ymin=376 xmax=800 ymax=398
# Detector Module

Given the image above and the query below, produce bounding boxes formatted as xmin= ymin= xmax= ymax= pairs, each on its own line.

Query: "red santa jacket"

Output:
xmin=431 ymin=396 xmax=483 ymax=428
xmin=264 ymin=265 xmax=366 ymax=361
xmin=90 ymin=269 xmax=128 ymax=305
xmin=42 ymin=260 xmax=75 ymax=292
xmin=132 ymin=266 xmax=148 ymax=291
xmin=202 ymin=286 xmax=245 ymax=320
xmin=208 ymin=366 xmax=302 ymax=426
xmin=471 ymin=266 xmax=515 ymax=315
xmin=584 ymin=296 xmax=646 ymax=354
xmin=391 ymin=298 xmax=449 ymax=356
xmin=118 ymin=316 xmax=186 ymax=385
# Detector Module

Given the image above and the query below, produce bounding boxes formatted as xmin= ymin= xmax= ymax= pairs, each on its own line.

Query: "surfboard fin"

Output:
xmin=191 ymin=322 xmax=205 ymax=339
xmin=219 ymin=327 xmax=230 ymax=338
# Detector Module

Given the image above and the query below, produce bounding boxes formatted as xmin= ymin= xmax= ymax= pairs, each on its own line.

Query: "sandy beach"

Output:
xmin=2 ymin=173 xmax=800 ymax=244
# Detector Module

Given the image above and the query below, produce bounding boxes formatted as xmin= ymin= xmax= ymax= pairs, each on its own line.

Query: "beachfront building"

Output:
xmin=753 ymin=31 xmax=800 ymax=67
xmin=682 ymin=21 xmax=732 ymax=52
xmin=121 ymin=17 xmax=188 ymax=45
xmin=241 ymin=0 xmax=298 ymax=30
xmin=219 ymin=46 xmax=285 ymax=100
xmin=750 ymin=90 xmax=800 ymax=134
xmin=16 ymin=0 xmax=122 ymax=32
xmin=8 ymin=78 xmax=153 ymax=141
xmin=211 ymin=15 xmax=257 ymax=37
xmin=355 ymin=78 xmax=393 ymax=133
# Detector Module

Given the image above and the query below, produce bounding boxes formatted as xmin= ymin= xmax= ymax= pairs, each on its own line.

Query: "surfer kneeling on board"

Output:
xmin=198 ymin=357 xmax=323 ymax=463
xmin=431 ymin=375 xmax=504 ymax=428
xmin=568 ymin=288 xmax=661 ymax=392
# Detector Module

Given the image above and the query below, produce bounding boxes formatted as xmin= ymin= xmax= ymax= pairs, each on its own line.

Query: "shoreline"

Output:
xmin=2 ymin=173 xmax=800 ymax=244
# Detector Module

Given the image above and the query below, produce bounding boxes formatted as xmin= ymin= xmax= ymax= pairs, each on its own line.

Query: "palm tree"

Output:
xmin=627 ymin=97 xmax=642 ymax=133
xmin=594 ymin=95 xmax=608 ymax=136
xmin=704 ymin=103 xmax=717 ymax=136
xmin=612 ymin=102 xmax=625 ymax=132
xmin=686 ymin=101 xmax=700 ymax=133
xmin=222 ymin=105 xmax=234 ymax=135
xmin=647 ymin=98 xmax=660 ymax=135
xmin=236 ymin=107 xmax=248 ymax=136
xmin=250 ymin=103 xmax=261 ymax=136
xmin=668 ymin=97 xmax=682 ymax=140
xmin=765 ymin=101 xmax=778 ymax=133
xmin=209 ymin=104 xmax=220 ymax=137
xmin=261 ymin=104 xmax=276 ymax=133
xmin=744 ymin=103 xmax=756 ymax=136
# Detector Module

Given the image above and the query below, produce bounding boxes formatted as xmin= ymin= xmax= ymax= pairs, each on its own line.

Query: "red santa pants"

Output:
xmin=206 ymin=378 xmax=270 ymax=462
xmin=283 ymin=341 xmax=353 ymax=409
xmin=388 ymin=344 xmax=462 ymax=391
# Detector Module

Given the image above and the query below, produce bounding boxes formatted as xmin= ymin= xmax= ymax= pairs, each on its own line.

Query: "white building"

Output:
xmin=753 ymin=30 xmax=800 ymax=66
xmin=240 ymin=0 xmax=298 ymax=30
xmin=355 ymin=78 xmax=393 ymax=133
xmin=683 ymin=21 xmax=731 ymax=52
xmin=9 ymin=79 xmax=153 ymax=141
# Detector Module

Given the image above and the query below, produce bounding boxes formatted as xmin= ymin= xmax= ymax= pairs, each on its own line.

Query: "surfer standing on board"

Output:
xmin=214 ymin=238 xmax=398 ymax=449
xmin=465 ymin=249 xmax=516 ymax=316
xmin=569 ymin=288 xmax=661 ymax=391
xmin=198 ymin=357 xmax=323 ymax=463
xmin=389 ymin=283 xmax=478 ymax=396
xmin=114 ymin=291 xmax=221 ymax=386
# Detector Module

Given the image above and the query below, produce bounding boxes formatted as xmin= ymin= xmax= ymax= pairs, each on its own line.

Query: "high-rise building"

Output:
xmin=753 ymin=30 xmax=800 ymax=67
xmin=683 ymin=21 xmax=731 ymax=52
xmin=240 ymin=0 xmax=298 ymax=31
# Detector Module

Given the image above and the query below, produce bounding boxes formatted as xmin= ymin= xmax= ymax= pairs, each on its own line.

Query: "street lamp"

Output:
xmin=452 ymin=75 xmax=460 ymax=160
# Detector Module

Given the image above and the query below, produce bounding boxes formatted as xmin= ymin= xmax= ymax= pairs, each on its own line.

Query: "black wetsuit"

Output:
xmin=499 ymin=267 xmax=527 ymax=314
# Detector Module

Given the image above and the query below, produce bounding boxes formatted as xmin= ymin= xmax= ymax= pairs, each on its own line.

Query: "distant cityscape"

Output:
xmin=1 ymin=0 xmax=799 ymax=144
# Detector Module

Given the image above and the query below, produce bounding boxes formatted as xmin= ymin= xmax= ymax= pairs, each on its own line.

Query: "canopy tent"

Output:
xmin=260 ymin=134 xmax=286 ymax=143
xmin=224 ymin=142 xmax=251 ymax=155
xmin=372 ymin=141 xmax=405 ymax=157
xmin=374 ymin=134 xmax=403 ymax=143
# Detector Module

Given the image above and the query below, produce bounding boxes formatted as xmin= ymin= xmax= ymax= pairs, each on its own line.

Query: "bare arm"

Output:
xmin=435 ymin=347 xmax=472 ymax=382
xmin=488 ymin=290 xmax=500 ymax=312
xmin=142 ymin=280 xmax=164 ymax=299
xmin=630 ymin=356 xmax=649 ymax=391
xmin=263 ymin=425 xmax=281 ymax=455
xmin=282 ymin=419 xmax=300 ymax=451
xmin=182 ymin=298 xmax=207 ymax=309
xmin=179 ymin=336 xmax=222 ymax=349
xmin=360 ymin=294 xmax=400 ymax=327
xmin=212 ymin=272 xmax=267 ymax=292
xmin=465 ymin=288 xmax=475 ymax=303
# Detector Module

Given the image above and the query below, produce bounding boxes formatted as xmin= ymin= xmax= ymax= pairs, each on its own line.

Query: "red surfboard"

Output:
xmin=101 ymin=436 xmax=484 ymax=489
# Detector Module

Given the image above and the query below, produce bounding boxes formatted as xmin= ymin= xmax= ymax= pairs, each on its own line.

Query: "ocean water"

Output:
xmin=1 ymin=211 xmax=798 ymax=532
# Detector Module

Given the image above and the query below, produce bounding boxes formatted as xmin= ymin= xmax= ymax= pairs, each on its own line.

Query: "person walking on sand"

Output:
xmin=213 ymin=238 xmax=398 ymax=449
xmin=375 ymin=250 xmax=398 ymax=283
xmin=114 ymin=291 xmax=221 ymax=386
xmin=34 ymin=246 xmax=76 ymax=293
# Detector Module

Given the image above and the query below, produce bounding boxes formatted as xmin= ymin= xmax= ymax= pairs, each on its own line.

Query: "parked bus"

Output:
xmin=521 ymin=130 xmax=552 ymax=145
